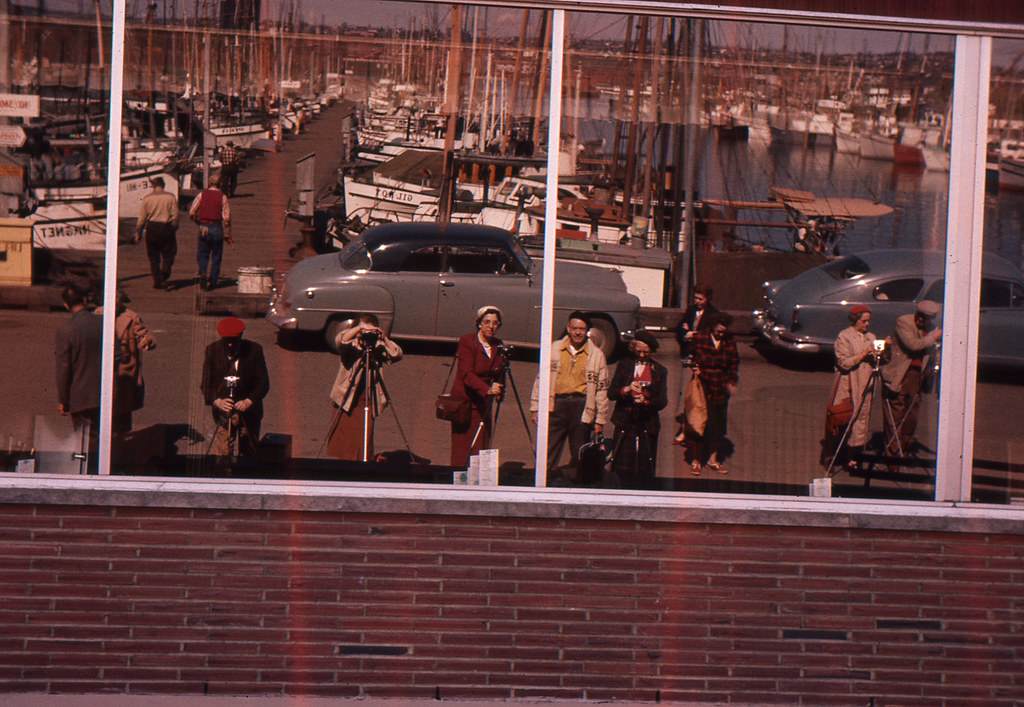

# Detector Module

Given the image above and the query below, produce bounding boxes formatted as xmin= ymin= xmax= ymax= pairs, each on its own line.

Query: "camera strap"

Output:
xmin=438 ymin=353 xmax=459 ymax=396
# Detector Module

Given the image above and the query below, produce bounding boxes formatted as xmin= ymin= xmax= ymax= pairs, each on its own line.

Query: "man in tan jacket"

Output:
xmin=530 ymin=311 xmax=610 ymax=482
xmin=136 ymin=177 xmax=179 ymax=290
xmin=881 ymin=300 xmax=942 ymax=457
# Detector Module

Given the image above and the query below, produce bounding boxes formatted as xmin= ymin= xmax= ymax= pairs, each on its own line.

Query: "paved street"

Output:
xmin=3 ymin=102 xmax=1020 ymax=501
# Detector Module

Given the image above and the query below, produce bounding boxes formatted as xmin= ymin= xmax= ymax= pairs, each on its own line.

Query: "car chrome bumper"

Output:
xmin=266 ymin=304 xmax=297 ymax=330
xmin=752 ymin=309 xmax=824 ymax=354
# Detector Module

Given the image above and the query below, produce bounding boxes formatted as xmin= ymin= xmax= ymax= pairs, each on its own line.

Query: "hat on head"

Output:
xmin=632 ymin=330 xmax=659 ymax=352
xmin=476 ymin=305 xmax=502 ymax=321
xmin=916 ymin=300 xmax=941 ymax=318
xmin=849 ymin=304 xmax=871 ymax=317
xmin=217 ymin=316 xmax=245 ymax=338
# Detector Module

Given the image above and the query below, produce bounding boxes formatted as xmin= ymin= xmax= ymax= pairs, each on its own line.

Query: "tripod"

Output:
xmin=204 ymin=375 xmax=258 ymax=464
xmin=470 ymin=348 xmax=534 ymax=455
xmin=319 ymin=339 xmax=414 ymax=462
xmin=826 ymin=352 xmax=905 ymax=477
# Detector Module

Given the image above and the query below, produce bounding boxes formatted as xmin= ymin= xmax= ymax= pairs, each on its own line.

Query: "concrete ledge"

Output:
xmin=0 ymin=474 xmax=1021 ymax=534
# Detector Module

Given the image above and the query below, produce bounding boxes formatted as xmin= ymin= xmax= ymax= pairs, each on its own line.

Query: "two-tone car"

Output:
xmin=267 ymin=223 xmax=641 ymax=357
xmin=753 ymin=249 xmax=1024 ymax=367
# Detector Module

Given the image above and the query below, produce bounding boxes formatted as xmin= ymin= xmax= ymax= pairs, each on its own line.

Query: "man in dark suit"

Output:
xmin=200 ymin=317 xmax=270 ymax=456
xmin=675 ymin=285 xmax=718 ymax=363
xmin=55 ymin=285 xmax=103 ymax=474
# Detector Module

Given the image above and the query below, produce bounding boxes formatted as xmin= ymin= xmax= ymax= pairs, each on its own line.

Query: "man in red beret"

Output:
xmin=200 ymin=317 xmax=270 ymax=457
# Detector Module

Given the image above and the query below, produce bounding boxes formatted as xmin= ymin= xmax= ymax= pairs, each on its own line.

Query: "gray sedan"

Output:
xmin=267 ymin=223 xmax=641 ymax=357
xmin=753 ymin=249 xmax=1024 ymax=367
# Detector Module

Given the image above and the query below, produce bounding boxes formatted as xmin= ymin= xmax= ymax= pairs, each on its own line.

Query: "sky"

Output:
xmin=32 ymin=0 xmax=1024 ymax=67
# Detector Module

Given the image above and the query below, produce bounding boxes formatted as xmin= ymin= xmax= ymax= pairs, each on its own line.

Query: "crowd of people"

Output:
xmin=52 ymin=265 xmax=939 ymax=483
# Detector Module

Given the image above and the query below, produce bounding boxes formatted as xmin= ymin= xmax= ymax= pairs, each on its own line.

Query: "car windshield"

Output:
xmin=340 ymin=242 xmax=371 ymax=271
xmin=822 ymin=255 xmax=871 ymax=280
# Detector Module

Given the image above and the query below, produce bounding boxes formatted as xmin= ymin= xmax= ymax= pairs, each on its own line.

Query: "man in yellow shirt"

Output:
xmin=531 ymin=311 xmax=610 ymax=483
xmin=136 ymin=177 xmax=180 ymax=290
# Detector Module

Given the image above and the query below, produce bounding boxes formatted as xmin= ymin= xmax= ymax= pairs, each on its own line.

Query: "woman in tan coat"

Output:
xmin=831 ymin=305 xmax=881 ymax=467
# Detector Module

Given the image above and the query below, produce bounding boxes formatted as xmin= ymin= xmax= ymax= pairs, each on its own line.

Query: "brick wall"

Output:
xmin=0 ymin=501 xmax=1021 ymax=704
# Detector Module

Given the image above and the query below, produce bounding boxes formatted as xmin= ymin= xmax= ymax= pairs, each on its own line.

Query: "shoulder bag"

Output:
xmin=435 ymin=353 xmax=470 ymax=426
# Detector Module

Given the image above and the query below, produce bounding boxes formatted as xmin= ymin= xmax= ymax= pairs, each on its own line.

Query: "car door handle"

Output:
xmin=440 ymin=280 xmax=455 ymax=287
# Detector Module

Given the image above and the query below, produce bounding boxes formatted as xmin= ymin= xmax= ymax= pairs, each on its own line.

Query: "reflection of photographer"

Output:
xmin=200 ymin=317 xmax=270 ymax=457
xmin=326 ymin=314 xmax=403 ymax=460
xmin=880 ymin=300 xmax=942 ymax=457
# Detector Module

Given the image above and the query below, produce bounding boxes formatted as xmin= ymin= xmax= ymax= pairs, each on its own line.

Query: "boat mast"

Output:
xmin=437 ymin=3 xmax=463 ymax=224
xmin=502 ymin=10 xmax=529 ymax=155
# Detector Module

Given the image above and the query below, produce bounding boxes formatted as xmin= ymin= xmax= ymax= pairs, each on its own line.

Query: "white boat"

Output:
xmin=835 ymin=127 xmax=860 ymax=155
xmin=32 ymin=163 xmax=179 ymax=222
xmin=859 ymin=132 xmax=895 ymax=161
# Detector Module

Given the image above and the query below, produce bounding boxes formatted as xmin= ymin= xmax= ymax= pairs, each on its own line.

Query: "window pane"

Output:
xmin=973 ymin=38 xmax=1024 ymax=503
xmin=2 ymin=6 xmax=113 ymax=475
xmin=558 ymin=12 xmax=953 ymax=497
xmin=106 ymin=1 xmax=541 ymax=484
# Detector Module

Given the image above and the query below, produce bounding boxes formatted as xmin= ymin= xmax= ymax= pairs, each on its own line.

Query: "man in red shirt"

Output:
xmin=187 ymin=176 xmax=232 ymax=291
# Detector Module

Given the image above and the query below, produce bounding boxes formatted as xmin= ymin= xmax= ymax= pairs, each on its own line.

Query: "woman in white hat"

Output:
xmin=448 ymin=305 xmax=506 ymax=467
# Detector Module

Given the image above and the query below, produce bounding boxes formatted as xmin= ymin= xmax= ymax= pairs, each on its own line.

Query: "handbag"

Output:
xmin=435 ymin=354 xmax=470 ymax=426
xmin=825 ymin=376 xmax=854 ymax=438
xmin=683 ymin=374 xmax=708 ymax=436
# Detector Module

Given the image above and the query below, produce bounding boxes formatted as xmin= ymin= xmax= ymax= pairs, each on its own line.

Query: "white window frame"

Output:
xmin=84 ymin=0 xmax=1016 ymax=511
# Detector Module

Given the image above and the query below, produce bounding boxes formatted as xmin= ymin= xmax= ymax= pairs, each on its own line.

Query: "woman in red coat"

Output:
xmin=450 ymin=306 xmax=506 ymax=467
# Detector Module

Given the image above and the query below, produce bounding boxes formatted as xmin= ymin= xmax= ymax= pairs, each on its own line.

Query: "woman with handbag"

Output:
xmin=827 ymin=304 xmax=879 ymax=469
xmin=448 ymin=306 xmax=506 ymax=467
xmin=685 ymin=313 xmax=739 ymax=476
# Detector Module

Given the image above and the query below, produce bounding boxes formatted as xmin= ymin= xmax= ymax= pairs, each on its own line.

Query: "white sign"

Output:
xmin=0 ymin=125 xmax=27 ymax=148
xmin=33 ymin=218 xmax=106 ymax=251
xmin=280 ymin=80 xmax=301 ymax=90
xmin=0 ymin=93 xmax=40 ymax=118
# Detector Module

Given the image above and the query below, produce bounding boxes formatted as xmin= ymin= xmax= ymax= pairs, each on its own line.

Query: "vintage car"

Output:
xmin=266 ymin=223 xmax=641 ymax=356
xmin=753 ymin=249 xmax=1024 ymax=367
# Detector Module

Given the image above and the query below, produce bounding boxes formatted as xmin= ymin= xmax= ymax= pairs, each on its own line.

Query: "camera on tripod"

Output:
xmin=357 ymin=328 xmax=380 ymax=349
xmin=223 ymin=375 xmax=240 ymax=402
xmin=872 ymin=339 xmax=887 ymax=354
xmin=495 ymin=343 xmax=514 ymax=357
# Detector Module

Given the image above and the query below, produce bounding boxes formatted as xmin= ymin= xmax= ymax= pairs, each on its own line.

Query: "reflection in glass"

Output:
xmin=0 ymin=6 xmax=113 ymax=476
xmin=973 ymin=38 xmax=1024 ymax=503
xmin=557 ymin=13 xmax=954 ymax=496
xmin=99 ymin=2 xmax=546 ymax=483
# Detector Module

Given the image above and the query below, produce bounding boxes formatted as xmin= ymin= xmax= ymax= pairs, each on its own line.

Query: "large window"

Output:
xmin=1 ymin=0 xmax=1018 ymax=507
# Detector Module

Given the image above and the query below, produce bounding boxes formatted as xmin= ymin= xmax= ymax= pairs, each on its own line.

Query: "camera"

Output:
xmin=496 ymin=343 xmax=515 ymax=357
xmin=872 ymin=339 xmax=887 ymax=353
xmin=636 ymin=380 xmax=651 ymax=390
xmin=223 ymin=375 xmax=240 ymax=402
xmin=358 ymin=328 xmax=380 ymax=348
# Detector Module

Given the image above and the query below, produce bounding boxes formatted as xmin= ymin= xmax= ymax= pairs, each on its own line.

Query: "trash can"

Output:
xmin=237 ymin=266 xmax=274 ymax=294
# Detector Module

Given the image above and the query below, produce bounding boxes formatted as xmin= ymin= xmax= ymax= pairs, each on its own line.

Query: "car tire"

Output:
xmin=324 ymin=316 xmax=358 ymax=353
xmin=587 ymin=316 xmax=618 ymax=361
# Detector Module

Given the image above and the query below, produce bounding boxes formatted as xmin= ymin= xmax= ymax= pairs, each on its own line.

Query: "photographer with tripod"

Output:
xmin=825 ymin=305 xmax=885 ymax=472
xmin=200 ymin=317 xmax=270 ymax=459
xmin=881 ymin=300 xmax=942 ymax=461
xmin=325 ymin=314 xmax=403 ymax=461
xmin=449 ymin=306 xmax=507 ymax=467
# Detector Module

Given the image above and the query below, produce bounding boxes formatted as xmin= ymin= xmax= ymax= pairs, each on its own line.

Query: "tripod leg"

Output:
xmin=826 ymin=370 xmax=877 ymax=477
xmin=374 ymin=368 xmax=415 ymax=454
xmin=316 ymin=404 xmax=346 ymax=459
xmin=505 ymin=369 xmax=535 ymax=450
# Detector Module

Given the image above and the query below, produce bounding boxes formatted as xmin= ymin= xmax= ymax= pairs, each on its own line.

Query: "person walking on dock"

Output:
xmin=217 ymin=141 xmax=242 ymax=197
xmin=188 ymin=176 xmax=233 ymax=291
xmin=136 ymin=177 xmax=179 ymax=290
